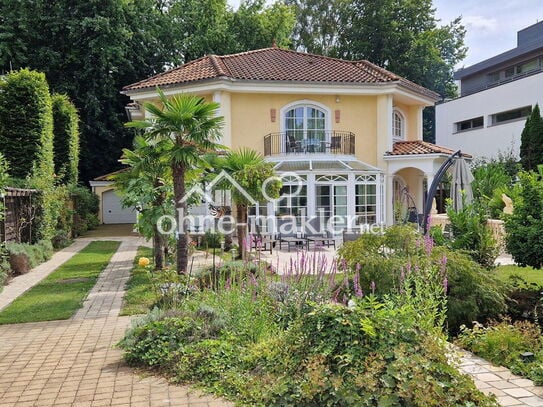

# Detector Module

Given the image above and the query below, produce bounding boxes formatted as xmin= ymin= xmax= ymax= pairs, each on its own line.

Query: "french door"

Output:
xmin=315 ymin=184 xmax=348 ymax=231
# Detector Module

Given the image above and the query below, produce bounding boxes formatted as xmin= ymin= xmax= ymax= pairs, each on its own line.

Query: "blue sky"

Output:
xmin=227 ymin=0 xmax=543 ymax=68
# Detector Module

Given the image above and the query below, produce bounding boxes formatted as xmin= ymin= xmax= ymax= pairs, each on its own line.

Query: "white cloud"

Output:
xmin=463 ymin=15 xmax=498 ymax=32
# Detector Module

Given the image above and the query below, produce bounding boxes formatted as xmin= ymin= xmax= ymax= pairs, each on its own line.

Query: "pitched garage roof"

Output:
xmin=123 ymin=47 xmax=439 ymax=100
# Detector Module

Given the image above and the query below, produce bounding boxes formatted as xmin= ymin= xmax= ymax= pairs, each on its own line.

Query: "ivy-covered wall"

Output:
xmin=52 ymin=94 xmax=80 ymax=185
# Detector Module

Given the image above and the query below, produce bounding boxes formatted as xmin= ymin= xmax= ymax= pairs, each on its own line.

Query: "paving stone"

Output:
xmin=503 ymin=387 xmax=536 ymax=398
xmin=489 ymin=380 xmax=519 ymax=390
xmin=0 ymin=237 xmax=233 ymax=407
xmin=473 ymin=372 xmax=503 ymax=382
xmin=498 ymin=395 xmax=526 ymax=406
xmin=518 ymin=396 xmax=543 ymax=406
xmin=511 ymin=378 xmax=536 ymax=387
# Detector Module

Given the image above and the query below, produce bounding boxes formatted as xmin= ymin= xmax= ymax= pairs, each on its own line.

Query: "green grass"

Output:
xmin=0 ymin=241 xmax=120 ymax=324
xmin=120 ymin=246 xmax=157 ymax=316
xmin=494 ymin=264 xmax=543 ymax=285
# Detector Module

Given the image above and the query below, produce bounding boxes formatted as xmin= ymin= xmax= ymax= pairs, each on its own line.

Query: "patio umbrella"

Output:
xmin=450 ymin=158 xmax=474 ymax=211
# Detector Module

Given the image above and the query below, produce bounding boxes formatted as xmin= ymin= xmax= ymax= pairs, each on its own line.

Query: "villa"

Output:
xmin=117 ymin=46 xmax=458 ymax=229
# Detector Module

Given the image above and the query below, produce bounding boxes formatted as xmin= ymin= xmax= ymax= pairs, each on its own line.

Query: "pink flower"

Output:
xmin=370 ymin=281 xmax=376 ymax=295
xmin=353 ymin=271 xmax=363 ymax=297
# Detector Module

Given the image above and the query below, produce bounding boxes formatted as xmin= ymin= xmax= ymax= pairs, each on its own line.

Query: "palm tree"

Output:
xmin=114 ymin=135 xmax=171 ymax=270
xmin=219 ymin=149 xmax=281 ymax=260
xmin=126 ymin=89 xmax=224 ymax=274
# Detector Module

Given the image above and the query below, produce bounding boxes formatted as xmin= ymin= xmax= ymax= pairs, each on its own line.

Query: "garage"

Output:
xmin=102 ymin=189 xmax=137 ymax=224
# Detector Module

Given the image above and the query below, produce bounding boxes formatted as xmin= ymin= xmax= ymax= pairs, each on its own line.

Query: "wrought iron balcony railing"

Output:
xmin=263 ymin=131 xmax=355 ymax=156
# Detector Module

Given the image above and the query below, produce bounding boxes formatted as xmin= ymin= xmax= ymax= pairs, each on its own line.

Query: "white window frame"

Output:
xmin=392 ymin=109 xmax=406 ymax=141
xmin=280 ymin=100 xmax=332 ymax=137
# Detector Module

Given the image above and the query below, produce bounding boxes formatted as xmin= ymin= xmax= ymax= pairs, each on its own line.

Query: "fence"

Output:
xmin=0 ymin=187 xmax=39 ymax=243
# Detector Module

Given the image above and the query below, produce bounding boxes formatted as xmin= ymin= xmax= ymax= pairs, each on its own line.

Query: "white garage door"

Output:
xmin=102 ymin=190 xmax=137 ymax=224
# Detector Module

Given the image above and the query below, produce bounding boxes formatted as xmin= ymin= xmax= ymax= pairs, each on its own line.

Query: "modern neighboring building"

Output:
xmin=119 ymin=46 xmax=461 ymax=229
xmin=436 ymin=21 xmax=543 ymax=159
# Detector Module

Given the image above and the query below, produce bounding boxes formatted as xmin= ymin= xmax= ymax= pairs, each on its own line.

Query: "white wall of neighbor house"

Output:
xmin=436 ymin=71 xmax=543 ymax=159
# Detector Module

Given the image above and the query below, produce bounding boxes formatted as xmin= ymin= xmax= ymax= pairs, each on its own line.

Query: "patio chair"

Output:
xmin=250 ymin=223 xmax=276 ymax=254
xmin=277 ymin=217 xmax=304 ymax=251
xmin=286 ymin=134 xmax=302 ymax=153
xmin=342 ymin=228 xmax=362 ymax=244
xmin=303 ymin=217 xmax=336 ymax=249
xmin=323 ymin=135 xmax=342 ymax=153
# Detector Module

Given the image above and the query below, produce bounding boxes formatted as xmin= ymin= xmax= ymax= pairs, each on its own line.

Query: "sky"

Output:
xmin=228 ymin=0 xmax=543 ymax=68
xmin=433 ymin=0 xmax=543 ymax=68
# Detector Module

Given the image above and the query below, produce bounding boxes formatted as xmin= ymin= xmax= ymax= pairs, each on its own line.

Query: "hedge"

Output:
xmin=0 ymin=69 xmax=55 ymax=180
xmin=52 ymin=94 xmax=80 ymax=184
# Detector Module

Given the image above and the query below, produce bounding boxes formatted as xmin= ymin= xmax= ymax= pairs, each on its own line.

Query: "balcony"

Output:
xmin=264 ymin=131 xmax=355 ymax=156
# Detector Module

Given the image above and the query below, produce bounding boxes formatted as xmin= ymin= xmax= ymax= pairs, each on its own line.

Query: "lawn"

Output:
xmin=494 ymin=264 xmax=543 ymax=285
xmin=120 ymin=246 xmax=157 ymax=316
xmin=0 ymin=241 xmax=120 ymax=324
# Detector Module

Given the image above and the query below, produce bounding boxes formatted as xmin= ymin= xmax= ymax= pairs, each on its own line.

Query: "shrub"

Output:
xmin=5 ymin=239 xmax=54 ymax=274
xmin=119 ymin=256 xmax=498 ymax=406
xmin=70 ymin=186 xmax=99 ymax=236
xmin=447 ymin=200 xmax=499 ymax=268
xmin=457 ymin=319 xmax=543 ymax=385
xmin=0 ymin=245 xmax=10 ymax=288
xmin=505 ymin=170 xmax=543 ymax=269
xmin=52 ymin=94 xmax=79 ymax=185
xmin=122 ymin=317 xmax=200 ymax=367
xmin=52 ymin=230 xmax=71 ymax=249
xmin=199 ymin=230 xmax=223 ymax=249
xmin=194 ymin=260 xmax=260 ymax=289
xmin=338 ymin=225 xmax=507 ymax=334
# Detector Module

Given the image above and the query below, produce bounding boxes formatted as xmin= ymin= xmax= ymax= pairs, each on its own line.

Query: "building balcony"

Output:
xmin=263 ymin=131 xmax=355 ymax=156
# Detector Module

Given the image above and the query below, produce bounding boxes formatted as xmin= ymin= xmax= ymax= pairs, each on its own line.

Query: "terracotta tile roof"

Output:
xmin=387 ymin=141 xmax=472 ymax=158
xmin=123 ymin=48 xmax=439 ymax=100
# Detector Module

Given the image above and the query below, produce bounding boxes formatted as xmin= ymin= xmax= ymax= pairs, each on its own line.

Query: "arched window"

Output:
xmin=283 ymin=102 xmax=329 ymax=143
xmin=392 ymin=110 xmax=405 ymax=140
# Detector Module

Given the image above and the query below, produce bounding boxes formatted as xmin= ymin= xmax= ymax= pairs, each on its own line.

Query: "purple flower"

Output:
xmin=332 ymin=287 xmax=340 ymax=303
xmin=440 ymin=254 xmax=448 ymax=275
xmin=353 ymin=271 xmax=363 ymax=297
xmin=443 ymin=277 xmax=448 ymax=293
xmin=370 ymin=281 xmax=376 ymax=295
xmin=423 ymin=234 xmax=434 ymax=255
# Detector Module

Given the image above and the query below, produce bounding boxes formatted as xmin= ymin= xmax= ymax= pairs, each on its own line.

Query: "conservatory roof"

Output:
xmin=271 ymin=158 xmax=382 ymax=173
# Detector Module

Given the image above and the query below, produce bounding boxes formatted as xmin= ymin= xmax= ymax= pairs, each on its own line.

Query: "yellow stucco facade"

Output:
xmin=119 ymin=56 xmax=447 ymax=228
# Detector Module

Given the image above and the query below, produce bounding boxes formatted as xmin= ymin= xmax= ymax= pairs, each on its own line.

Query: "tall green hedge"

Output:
xmin=52 ymin=94 xmax=80 ymax=184
xmin=0 ymin=69 xmax=57 ymax=241
xmin=0 ymin=69 xmax=54 ymax=180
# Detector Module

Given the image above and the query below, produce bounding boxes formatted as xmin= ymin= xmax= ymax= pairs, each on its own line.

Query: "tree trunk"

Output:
xmin=236 ymin=203 xmax=248 ymax=260
xmin=153 ymin=181 xmax=166 ymax=270
xmin=173 ymin=163 xmax=188 ymax=274
xmin=152 ymin=225 xmax=164 ymax=270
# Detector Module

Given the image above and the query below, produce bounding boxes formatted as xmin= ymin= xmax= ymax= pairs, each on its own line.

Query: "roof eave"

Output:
xmin=122 ymin=77 xmax=437 ymax=104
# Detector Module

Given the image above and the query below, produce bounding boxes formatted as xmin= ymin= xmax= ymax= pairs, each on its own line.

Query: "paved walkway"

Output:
xmin=0 ymin=236 xmax=233 ymax=407
xmin=0 ymin=239 xmax=90 ymax=312
xmin=458 ymin=349 xmax=543 ymax=406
